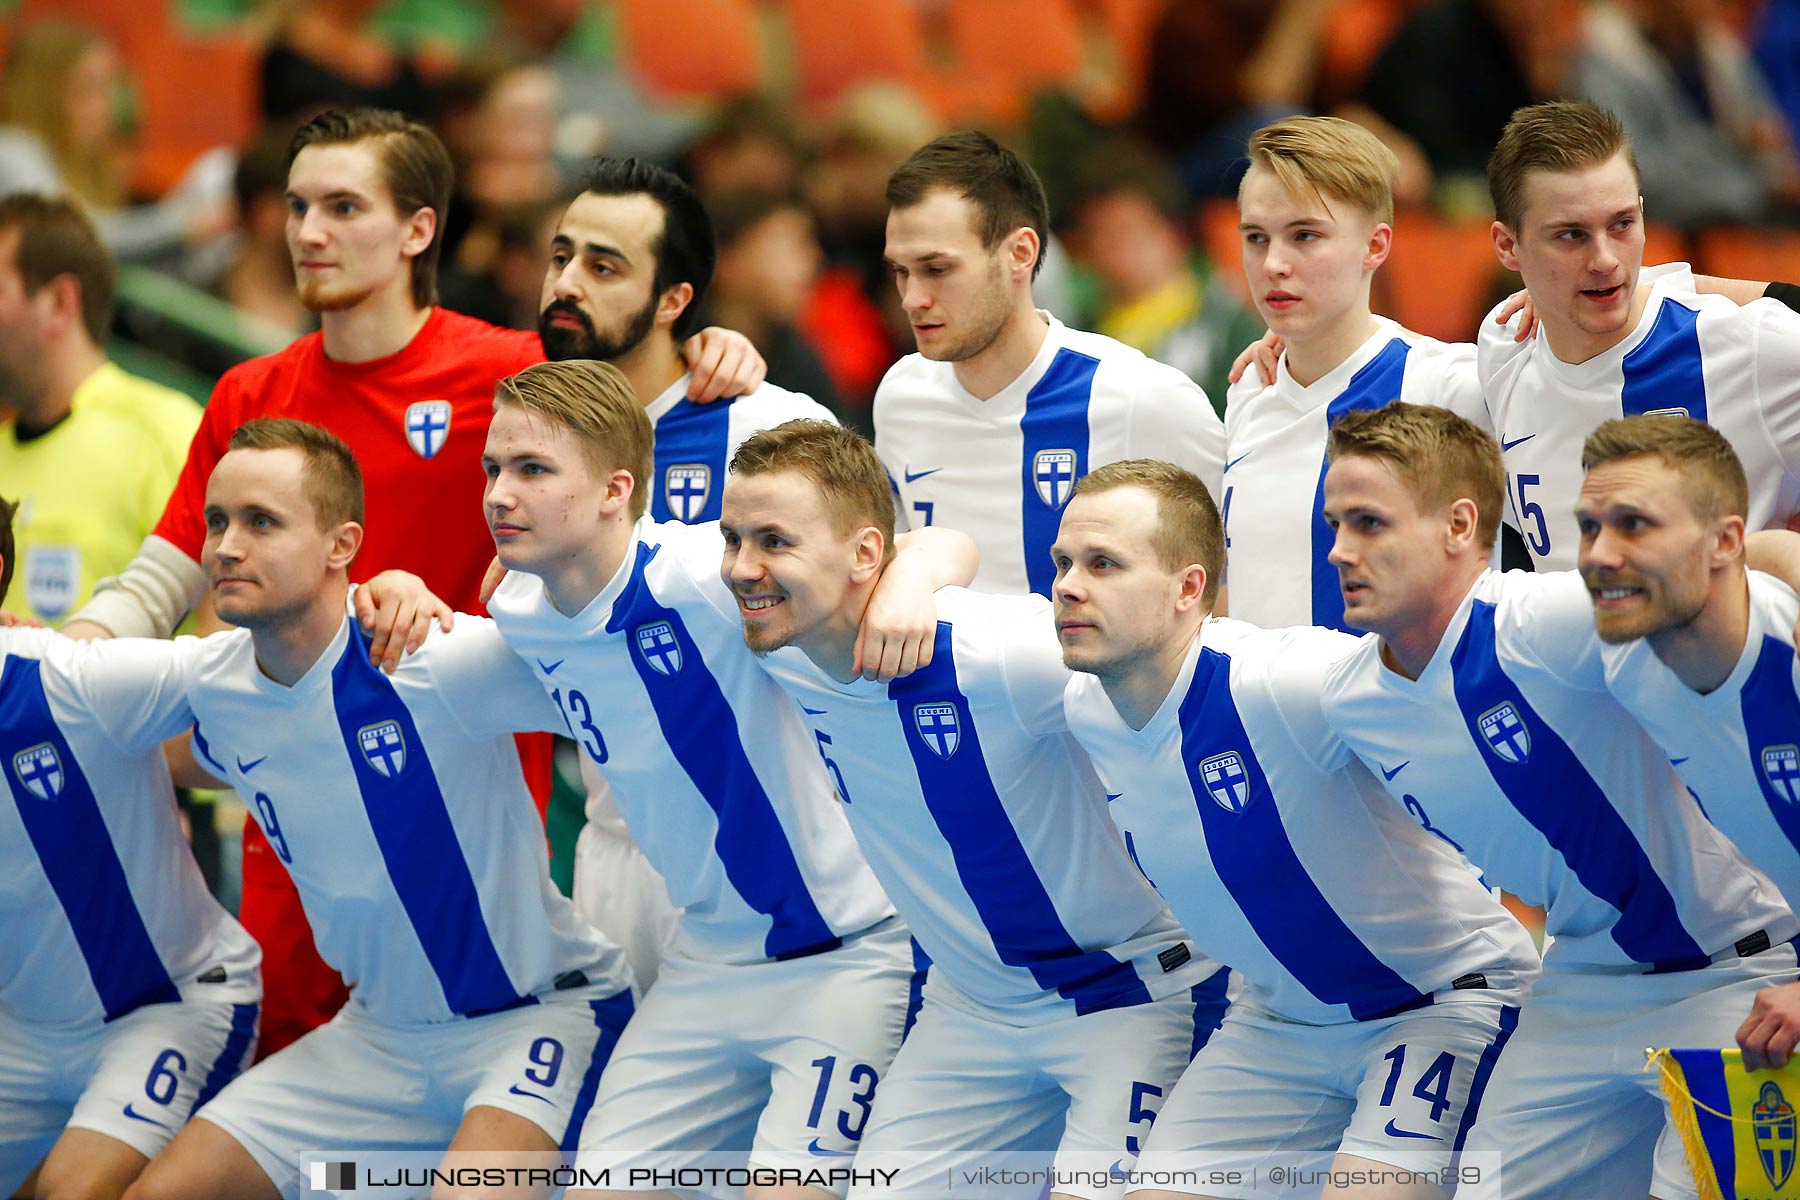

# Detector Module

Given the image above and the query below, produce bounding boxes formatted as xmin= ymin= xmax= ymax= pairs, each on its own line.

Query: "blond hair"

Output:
xmin=1488 ymin=101 xmax=1640 ymax=230
xmin=0 ymin=22 xmax=126 ymax=208
xmin=1070 ymin=460 xmax=1223 ymax=606
xmin=1244 ymin=115 xmax=1399 ymax=225
xmin=1327 ymin=402 xmax=1505 ymax=550
xmin=494 ymin=360 xmax=654 ymax=520
xmin=226 ymin=418 xmax=365 ymax=530
xmin=730 ymin=420 xmax=895 ymax=558
xmin=1582 ymin=415 xmax=1749 ymax=525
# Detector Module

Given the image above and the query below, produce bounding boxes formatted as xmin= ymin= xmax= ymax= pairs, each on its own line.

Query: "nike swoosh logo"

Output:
xmin=1500 ymin=434 xmax=1536 ymax=452
xmin=1383 ymin=1119 xmax=1441 ymax=1141
xmin=1670 ymin=757 xmax=1689 ymax=767
xmin=237 ymin=755 xmax=266 ymax=773
xmin=537 ymin=658 xmax=564 ymax=675
xmin=1106 ymin=793 xmax=1123 ymax=803
xmin=507 ymin=1085 xmax=552 ymax=1105
xmin=903 ymin=467 xmax=941 ymax=483
xmin=801 ymin=705 xmax=828 ymax=716
xmin=807 ymin=1138 xmax=856 ymax=1157
xmin=122 ymin=1103 xmax=171 ymax=1129
xmin=1223 ymin=452 xmax=1251 ymax=473
xmin=1380 ymin=761 xmax=1408 ymax=781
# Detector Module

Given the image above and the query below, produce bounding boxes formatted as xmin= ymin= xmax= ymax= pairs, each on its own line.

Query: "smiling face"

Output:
xmin=884 ymin=188 xmax=1021 ymax=363
xmin=203 ymin=447 xmax=350 ymax=632
xmin=719 ymin=468 xmax=868 ymax=657
xmin=537 ymin=190 xmax=666 ymax=362
xmin=286 ymin=141 xmax=434 ymax=313
xmin=481 ymin=402 xmax=612 ymax=578
xmin=1493 ymin=152 xmax=1646 ymax=362
xmin=1576 ymin=454 xmax=1720 ymax=643
xmin=1322 ymin=454 xmax=1466 ymax=642
xmin=1237 ymin=164 xmax=1386 ymax=345
xmin=1052 ymin=486 xmax=1199 ymax=683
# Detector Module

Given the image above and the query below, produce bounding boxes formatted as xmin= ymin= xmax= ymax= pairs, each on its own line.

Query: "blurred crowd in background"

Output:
xmin=3 ymin=0 xmax=1800 ymax=431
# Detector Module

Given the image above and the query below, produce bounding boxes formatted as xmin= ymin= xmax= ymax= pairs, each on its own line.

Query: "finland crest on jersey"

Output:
xmin=1765 ymin=745 xmax=1800 ymax=805
xmin=358 ymin=720 xmax=407 ymax=778
xmin=12 ymin=741 xmax=64 ymax=800
xmin=913 ymin=702 xmax=960 ymax=758
xmin=635 ymin=621 xmax=682 ymax=675
xmin=1199 ymin=751 xmax=1250 ymax=813
xmin=1032 ymin=448 xmax=1078 ymax=508
xmin=1478 ymin=702 xmax=1531 ymax=764
xmin=664 ymin=464 xmax=711 ymax=522
xmin=404 ymin=399 xmax=452 ymax=459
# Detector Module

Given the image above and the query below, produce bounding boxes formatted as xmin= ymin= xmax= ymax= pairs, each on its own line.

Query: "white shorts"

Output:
xmin=847 ymin=968 xmax=1230 ymax=1200
xmin=576 ymin=918 xmax=914 ymax=1198
xmin=575 ymin=760 xmax=681 ymax=993
xmin=0 ymin=998 xmax=258 ymax=1190
xmin=196 ymin=986 xmax=633 ymax=1199
xmin=1134 ymin=990 xmax=1521 ymax=1197
xmin=1459 ymin=938 xmax=1800 ymax=1200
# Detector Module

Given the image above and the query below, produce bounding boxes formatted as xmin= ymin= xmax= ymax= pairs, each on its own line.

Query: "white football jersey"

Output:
xmin=644 ymin=375 xmax=837 ymax=525
xmin=1321 ymin=569 xmax=1794 ymax=971
xmin=1601 ymin=572 xmax=1800 ymax=910
xmin=1065 ymin=618 xmax=1538 ymax=1024
xmin=1222 ymin=317 xmax=1492 ymax=630
xmin=876 ymin=313 xmax=1225 ymax=596
xmin=1479 ymin=263 xmax=1800 ymax=570
xmin=756 ymin=588 xmax=1212 ymax=1023
xmin=0 ymin=627 xmax=261 ymax=1027
xmin=486 ymin=518 xmax=894 ymax=966
xmin=72 ymin=611 xmax=632 ymax=1024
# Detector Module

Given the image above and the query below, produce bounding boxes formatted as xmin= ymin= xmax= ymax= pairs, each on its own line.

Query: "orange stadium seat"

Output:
xmin=617 ymin=0 xmax=764 ymax=101
xmin=1694 ymin=224 xmax=1800 ymax=290
xmin=132 ymin=29 xmax=260 ymax=197
xmin=940 ymin=0 xmax=1084 ymax=124
xmin=780 ymin=0 xmax=929 ymax=110
xmin=1641 ymin=220 xmax=1688 ymax=271
xmin=1377 ymin=208 xmax=1505 ymax=342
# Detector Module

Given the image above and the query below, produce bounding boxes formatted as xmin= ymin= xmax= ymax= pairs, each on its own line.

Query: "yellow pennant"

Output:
xmin=1653 ymin=1048 xmax=1800 ymax=1200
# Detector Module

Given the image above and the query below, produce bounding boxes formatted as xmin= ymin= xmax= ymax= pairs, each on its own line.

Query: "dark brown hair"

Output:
xmin=1582 ymin=415 xmax=1749 ymax=524
xmin=0 ymin=193 xmax=114 ymax=343
xmin=887 ymin=131 xmax=1050 ymax=279
xmin=1488 ymin=101 xmax=1640 ymax=231
xmin=730 ymin=419 xmax=895 ymax=558
xmin=289 ymin=107 xmax=454 ymax=307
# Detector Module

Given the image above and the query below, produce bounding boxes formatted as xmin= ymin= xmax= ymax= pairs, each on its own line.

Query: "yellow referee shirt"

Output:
xmin=0 ymin=361 xmax=200 ymax=624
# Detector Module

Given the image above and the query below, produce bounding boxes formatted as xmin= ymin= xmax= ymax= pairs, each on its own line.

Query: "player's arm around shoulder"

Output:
xmin=1255 ymin=624 xmax=1365 ymax=772
xmin=851 ymin=526 xmax=979 ymax=681
xmin=413 ymin=613 xmax=564 ymax=738
xmin=53 ymin=630 xmax=207 ymax=752
xmin=1497 ymin=569 xmax=1607 ymax=690
xmin=1113 ymin=356 xmax=1224 ymax=489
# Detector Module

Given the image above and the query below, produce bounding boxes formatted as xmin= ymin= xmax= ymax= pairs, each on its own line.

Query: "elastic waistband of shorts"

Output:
xmin=1645 ymin=929 xmax=1800 ymax=975
xmin=1364 ymin=970 xmax=1496 ymax=1021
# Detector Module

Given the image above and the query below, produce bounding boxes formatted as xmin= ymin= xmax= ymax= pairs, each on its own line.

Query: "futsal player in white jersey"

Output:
xmin=447 ymin=361 xmax=975 ymax=1200
xmin=0 ymin=501 xmax=261 ymax=1200
xmin=1315 ymin=402 xmax=1800 ymax=1200
xmin=1048 ymin=461 xmax=1538 ymax=1198
xmin=1478 ymin=101 xmax=1800 ymax=572
xmin=1223 ymin=117 xmax=1493 ymax=631
xmin=538 ymin=157 xmax=840 ymax=991
xmin=875 ymin=132 xmax=1224 ymax=597
xmin=719 ymin=421 xmax=1227 ymax=1200
xmin=66 ymin=419 xmax=638 ymax=1200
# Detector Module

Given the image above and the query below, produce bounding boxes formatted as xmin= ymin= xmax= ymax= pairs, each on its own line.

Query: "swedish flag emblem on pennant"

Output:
xmin=1652 ymin=1048 xmax=1800 ymax=1199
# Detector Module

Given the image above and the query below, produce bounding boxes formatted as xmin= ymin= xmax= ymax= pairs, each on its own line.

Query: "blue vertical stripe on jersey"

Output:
xmin=1177 ymin=644 xmax=1431 ymax=1019
xmin=649 ymin=397 xmax=734 ymax=524
xmin=1621 ymin=298 xmax=1708 ymax=422
xmin=328 ymin=632 xmax=533 ymax=1016
xmin=902 ymin=937 xmax=929 ymax=1040
xmin=1189 ymin=969 xmax=1230 ymax=1059
xmin=1311 ymin=338 xmax=1411 ymax=632
xmin=889 ymin=623 xmax=1154 ymax=1015
xmin=1019 ymin=348 xmax=1099 ymax=597
xmin=561 ymin=989 xmax=635 ymax=1151
xmin=0 ymin=655 xmax=181 ymax=1021
xmin=607 ymin=542 xmax=843 ymax=961
xmin=1448 ymin=601 xmax=1709 ymax=967
xmin=1739 ymin=634 xmax=1800 ymax=860
xmin=193 ymin=1001 xmax=259 ymax=1111
xmin=1450 ymin=1003 xmax=1520 ymax=1151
